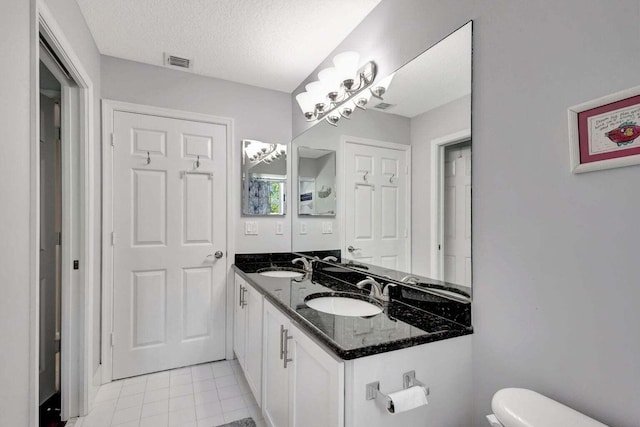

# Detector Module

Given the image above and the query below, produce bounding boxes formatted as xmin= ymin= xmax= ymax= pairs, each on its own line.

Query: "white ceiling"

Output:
xmin=76 ymin=0 xmax=381 ymax=93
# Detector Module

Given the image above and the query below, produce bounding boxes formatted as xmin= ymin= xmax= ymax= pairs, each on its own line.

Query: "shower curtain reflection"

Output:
xmin=247 ymin=178 xmax=285 ymax=215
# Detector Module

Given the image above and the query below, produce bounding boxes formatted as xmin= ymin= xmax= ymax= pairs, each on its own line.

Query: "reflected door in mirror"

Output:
xmin=344 ymin=139 xmax=409 ymax=271
xmin=443 ymin=142 xmax=471 ymax=286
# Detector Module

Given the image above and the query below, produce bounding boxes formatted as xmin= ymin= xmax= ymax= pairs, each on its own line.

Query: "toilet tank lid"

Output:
xmin=492 ymin=388 xmax=607 ymax=427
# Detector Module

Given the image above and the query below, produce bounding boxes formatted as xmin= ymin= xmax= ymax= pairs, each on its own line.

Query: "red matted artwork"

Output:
xmin=568 ymin=86 xmax=640 ymax=173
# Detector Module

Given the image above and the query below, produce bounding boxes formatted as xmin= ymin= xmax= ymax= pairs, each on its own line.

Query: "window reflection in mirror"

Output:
xmin=291 ymin=21 xmax=472 ymax=294
xmin=298 ymin=147 xmax=336 ymax=216
xmin=241 ymin=139 xmax=287 ymax=216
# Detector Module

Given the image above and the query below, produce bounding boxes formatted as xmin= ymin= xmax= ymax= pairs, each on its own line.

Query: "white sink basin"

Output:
xmin=305 ymin=294 xmax=383 ymax=317
xmin=258 ymin=270 xmax=305 ymax=279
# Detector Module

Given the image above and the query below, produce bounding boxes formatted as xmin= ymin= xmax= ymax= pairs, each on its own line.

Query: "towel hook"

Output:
xmin=363 ymin=171 xmax=369 ymax=181
xmin=146 ymin=151 xmax=151 ymax=165
xmin=389 ymin=173 xmax=395 ymax=183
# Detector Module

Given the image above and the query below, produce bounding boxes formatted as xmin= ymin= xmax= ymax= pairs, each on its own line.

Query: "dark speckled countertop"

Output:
xmin=233 ymin=256 xmax=472 ymax=360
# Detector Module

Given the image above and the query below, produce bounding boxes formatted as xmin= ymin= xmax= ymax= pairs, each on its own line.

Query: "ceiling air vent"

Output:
xmin=372 ymin=102 xmax=395 ymax=111
xmin=164 ymin=53 xmax=192 ymax=70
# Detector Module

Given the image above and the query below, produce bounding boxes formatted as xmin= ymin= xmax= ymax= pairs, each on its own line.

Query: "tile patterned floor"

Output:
xmin=73 ymin=360 xmax=266 ymax=427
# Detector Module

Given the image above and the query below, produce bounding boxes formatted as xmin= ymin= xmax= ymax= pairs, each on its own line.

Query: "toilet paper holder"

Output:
xmin=365 ymin=370 xmax=430 ymax=403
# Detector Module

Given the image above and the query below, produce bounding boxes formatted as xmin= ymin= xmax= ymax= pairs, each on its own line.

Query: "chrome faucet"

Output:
xmin=356 ymin=277 xmax=397 ymax=303
xmin=322 ymin=256 xmax=338 ymax=262
xmin=400 ymin=275 xmax=420 ymax=284
xmin=292 ymin=257 xmax=312 ymax=273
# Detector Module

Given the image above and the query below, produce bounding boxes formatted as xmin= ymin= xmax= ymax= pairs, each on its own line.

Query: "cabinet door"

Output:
xmin=244 ymin=283 xmax=263 ymax=406
xmin=262 ymin=301 xmax=291 ymax=427
xmin=233 ymin=275 xmax=246 ymax=369
xmin=289 ymin=325 xmax=344 ymax=427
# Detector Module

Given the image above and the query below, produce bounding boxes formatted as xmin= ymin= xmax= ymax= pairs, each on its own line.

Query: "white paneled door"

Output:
xmin=112 ymin=111 xmax=227 ymax=380
xmin=344 ymin=139 xmax=410 ymax=271
xmin=443 ymin=143 xmax=471 ymax=286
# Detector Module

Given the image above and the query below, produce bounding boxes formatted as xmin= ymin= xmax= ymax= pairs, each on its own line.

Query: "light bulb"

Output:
xmin=295 ymin=91 xmax=315 ymax=114
xmin=318 ymin=67 xmax=342 ymax=100
xmin=305 ymin=81 xmax=326 ymax=101
xmin=333 ymin=52 xmax=360 ymax=83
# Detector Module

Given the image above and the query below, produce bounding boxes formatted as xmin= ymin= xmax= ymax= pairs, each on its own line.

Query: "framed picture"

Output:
xmin=568 ymin=85 xmax=640 ymax=173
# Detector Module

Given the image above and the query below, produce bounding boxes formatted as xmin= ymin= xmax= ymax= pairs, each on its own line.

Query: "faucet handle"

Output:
xmin=382 ymin=283 xmax=397 ymax=298
xmin=400 ymin=275 xmax=420 ymax=284
xmin=292 ymin=257 xmax=312 ymax=271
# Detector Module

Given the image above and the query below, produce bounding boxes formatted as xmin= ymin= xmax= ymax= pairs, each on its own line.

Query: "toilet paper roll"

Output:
xmin=386 ymin=386 xmax=429 ymax=414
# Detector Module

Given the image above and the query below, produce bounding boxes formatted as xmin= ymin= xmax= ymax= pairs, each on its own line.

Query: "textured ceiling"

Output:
xmin=76 ymin=0 xmax=381 ymax=92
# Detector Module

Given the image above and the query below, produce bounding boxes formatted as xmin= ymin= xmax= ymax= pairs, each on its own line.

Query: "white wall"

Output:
xmin=292 ymin=1 xmax=640 ymax=426
xmin=1 ymin=0 xmax=102 ymax=423
xmin=0 ymin=1 xmax=34 ymax=423
xmin=101 ymin=56 xmax=292 ymax=254
xmin=410 ymin=94 xmax=471 ymax=278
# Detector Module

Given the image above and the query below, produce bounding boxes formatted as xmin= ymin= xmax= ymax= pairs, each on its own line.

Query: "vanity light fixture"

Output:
xmin=295 ymin=52 xmax=392 ymax=127
xmin=245 ymin=141 xmax=286 ymax=165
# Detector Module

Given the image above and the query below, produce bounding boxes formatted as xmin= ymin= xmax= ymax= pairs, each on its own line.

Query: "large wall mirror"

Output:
xmin=241 ymin=139 xmax=287 ymax=215
xmin=292 ymin=21 xmax=472 ymax=293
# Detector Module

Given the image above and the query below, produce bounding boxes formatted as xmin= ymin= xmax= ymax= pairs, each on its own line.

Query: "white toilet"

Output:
xmin=486 ymin=388 xmax=608 ymax=427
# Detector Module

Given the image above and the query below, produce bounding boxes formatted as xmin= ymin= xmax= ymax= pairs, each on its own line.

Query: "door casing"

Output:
xmin=101 ymin=100 xmax=235 ymax=383
xmin=32 ymin=2 xmax=97 ymax=423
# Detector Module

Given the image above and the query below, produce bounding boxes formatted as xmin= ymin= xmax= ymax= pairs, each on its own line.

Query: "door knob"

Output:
xmin=214 ymin=251 xmax=224 ymax=259
xmin=347 ymin=245 xmax=360 ymax=253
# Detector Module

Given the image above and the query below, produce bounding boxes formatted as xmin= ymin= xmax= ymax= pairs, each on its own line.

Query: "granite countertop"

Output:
xmin=233 ymin=261 xmax=472 ymax=360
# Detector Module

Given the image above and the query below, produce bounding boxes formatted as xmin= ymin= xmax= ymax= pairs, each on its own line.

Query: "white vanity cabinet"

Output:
xmin=233 ymin=275 xmax=263 ymax=405
xmin=233 ymin=271 xmax=472 ymax=427
xmin=344 ymin=335 xmax=472 ymax=427
xmin=262 ymin=299 xmax=344 ymax=427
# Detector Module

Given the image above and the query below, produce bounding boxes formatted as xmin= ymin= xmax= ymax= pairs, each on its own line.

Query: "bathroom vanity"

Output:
xmin=233 ymin=253 xmax=473 ymax=427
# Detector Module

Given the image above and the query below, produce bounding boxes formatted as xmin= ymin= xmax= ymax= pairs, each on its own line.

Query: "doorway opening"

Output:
xmin=38 ymin=53 xmax=65 ymax=427
xmin=430 ymin=129 xmax=472 ymax=288
xmin=34 ymin=5 xmax=97 ymax=423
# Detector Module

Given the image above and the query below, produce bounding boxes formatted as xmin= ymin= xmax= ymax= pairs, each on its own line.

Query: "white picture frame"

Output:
xmin=568 ymin=85 xmax=640 ymax=173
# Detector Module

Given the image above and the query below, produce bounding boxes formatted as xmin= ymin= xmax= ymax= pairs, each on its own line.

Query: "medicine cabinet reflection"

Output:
xmin=298 ymin=147 xmax=336 ymax=216
xmin=241 ymin=139 xmax=287 ymax=216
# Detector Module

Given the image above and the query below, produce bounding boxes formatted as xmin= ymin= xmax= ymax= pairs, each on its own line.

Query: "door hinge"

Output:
xmin=111 ymin=231 xmax=115 ymax=246
xmin=110 ymin=132 xmax=114 ymax=147
xmin=57 ymin=232 xmax=62 ymax=246
xmin=110 ymin=333 xmax=114 ymax=347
